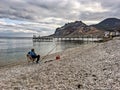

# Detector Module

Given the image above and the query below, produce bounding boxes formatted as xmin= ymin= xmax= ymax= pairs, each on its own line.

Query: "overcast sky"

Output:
xmin=0 ymin=0 xmax=120 ymax=37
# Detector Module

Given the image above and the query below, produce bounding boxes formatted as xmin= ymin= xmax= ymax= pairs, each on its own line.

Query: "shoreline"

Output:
xmin=0 ymin=42 xmax=96 ymax=69
xmin=0 ymin=37 xmax=120 ymax=89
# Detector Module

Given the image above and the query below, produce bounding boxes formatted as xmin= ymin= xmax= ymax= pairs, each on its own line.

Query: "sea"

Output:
xmin=0 ymin=38 xmax=85 ymax=67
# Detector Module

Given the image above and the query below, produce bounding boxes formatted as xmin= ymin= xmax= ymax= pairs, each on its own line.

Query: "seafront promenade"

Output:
xmin=0 ymin=37 xmax=120 ymax=89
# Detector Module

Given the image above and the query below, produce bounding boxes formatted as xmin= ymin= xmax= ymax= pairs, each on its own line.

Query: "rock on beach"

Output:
xmin=0 ymin=37 xmax=120 ymax=90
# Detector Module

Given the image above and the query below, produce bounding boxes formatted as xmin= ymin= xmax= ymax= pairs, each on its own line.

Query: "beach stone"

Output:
xmin=0 ymin=37 xmax=120 ymax=89
xmin=77 ymin=84 xmax=83 ymax=89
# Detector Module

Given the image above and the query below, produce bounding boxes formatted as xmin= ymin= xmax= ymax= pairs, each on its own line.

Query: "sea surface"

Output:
xmin=0 ymin=38 xmax=85 ymax=67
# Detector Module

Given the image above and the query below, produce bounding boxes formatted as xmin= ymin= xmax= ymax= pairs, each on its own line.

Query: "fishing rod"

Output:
xmin=41 ymin=41 xmax=59 ymax=61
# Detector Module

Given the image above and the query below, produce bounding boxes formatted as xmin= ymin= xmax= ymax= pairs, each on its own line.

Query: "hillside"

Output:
xmin=53 ymin=18 xmax=120 ymax=37
xmin=93 ymin=18 xmax=120 ymax=31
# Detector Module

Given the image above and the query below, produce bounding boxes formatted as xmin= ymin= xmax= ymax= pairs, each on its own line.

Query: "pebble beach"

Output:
xmin=0 ymin=37 xmax=120 ymax=90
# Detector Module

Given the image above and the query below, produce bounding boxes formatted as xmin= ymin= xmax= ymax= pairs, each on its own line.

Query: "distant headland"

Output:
xmin=0 ymin=36 xmax=32 ymax=39
xmin=51 ymin=18 xmax=120 ymax=37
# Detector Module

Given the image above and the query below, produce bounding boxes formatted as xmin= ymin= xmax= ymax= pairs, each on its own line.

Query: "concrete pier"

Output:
xmin=33 ymin=36 xmax=103 ymax=42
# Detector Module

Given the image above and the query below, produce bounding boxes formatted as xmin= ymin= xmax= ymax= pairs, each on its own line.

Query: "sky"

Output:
xmin=0 ymin=0 xmax=120 ymax=37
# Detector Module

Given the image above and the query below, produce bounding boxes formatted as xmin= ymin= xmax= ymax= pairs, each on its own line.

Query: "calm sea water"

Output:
xmin=0 ymin=38 xmax=84 ymax=67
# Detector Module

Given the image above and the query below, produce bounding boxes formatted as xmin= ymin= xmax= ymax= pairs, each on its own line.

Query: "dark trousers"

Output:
xmin=32 ymin=55 xmax=40 ymax=63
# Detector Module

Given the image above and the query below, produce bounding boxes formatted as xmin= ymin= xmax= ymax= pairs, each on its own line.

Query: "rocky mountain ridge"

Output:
xmin=53 ymin=18 xmax=120 ymax=37
xmin=92 ymin=18 xmax=120 ymax=31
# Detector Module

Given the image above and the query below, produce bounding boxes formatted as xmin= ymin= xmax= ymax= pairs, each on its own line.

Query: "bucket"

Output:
xmin=56 ymin=55 xmax=60 ymax=60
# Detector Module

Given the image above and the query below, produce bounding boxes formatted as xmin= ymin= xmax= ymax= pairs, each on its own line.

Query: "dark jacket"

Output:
xmin=28 ymin=51 xmax=37 ymax=57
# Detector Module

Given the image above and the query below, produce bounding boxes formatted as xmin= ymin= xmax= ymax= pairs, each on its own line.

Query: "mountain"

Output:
xmin=54 ymin=21 xmax=86 ymax=37
xmin=54 ymin=21 xmax=104 ymax=37
xmin=92 ymin=18 xmax=120 ymax=31
xmin=53 ymin=18 xmax=120 ymax=37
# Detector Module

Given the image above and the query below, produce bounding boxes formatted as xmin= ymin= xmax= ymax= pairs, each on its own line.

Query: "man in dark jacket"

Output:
xmin=28 ymin=48 xmax=40 ymax=63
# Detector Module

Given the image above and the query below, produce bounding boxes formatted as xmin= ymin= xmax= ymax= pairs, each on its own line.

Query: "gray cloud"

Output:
xmin=0 ymin=0 xmax=120 ymax=37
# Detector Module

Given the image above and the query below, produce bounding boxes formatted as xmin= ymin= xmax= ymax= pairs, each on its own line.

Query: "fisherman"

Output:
xmin=28 ymin=48 xmax=40 ymax=63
